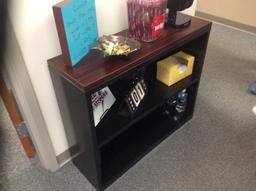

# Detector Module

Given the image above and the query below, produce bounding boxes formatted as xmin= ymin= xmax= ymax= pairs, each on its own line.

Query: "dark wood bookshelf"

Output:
xmin=48 ymin=16 xmax=211 ymax=191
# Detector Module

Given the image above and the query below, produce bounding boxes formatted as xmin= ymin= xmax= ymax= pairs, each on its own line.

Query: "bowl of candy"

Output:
xmin=96 ymin=35 xmax=141 ymax=56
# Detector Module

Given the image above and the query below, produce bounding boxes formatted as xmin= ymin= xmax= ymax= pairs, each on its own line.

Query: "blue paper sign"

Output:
xmin=61 ymin=0 xmax=98 ymax=66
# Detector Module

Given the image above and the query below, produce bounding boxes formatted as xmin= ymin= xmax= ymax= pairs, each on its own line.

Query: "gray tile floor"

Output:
xmin=1 ymin=23 xmax=256 ymax=191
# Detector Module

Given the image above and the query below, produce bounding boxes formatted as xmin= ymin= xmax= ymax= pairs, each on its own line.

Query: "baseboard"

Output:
xmin=56 ymin=144 xmax=80 ymax=166
xmin=195 ymin=11 xmax=256 ymax=34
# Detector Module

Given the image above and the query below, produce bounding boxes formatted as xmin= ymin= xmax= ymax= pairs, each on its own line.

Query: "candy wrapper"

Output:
xmin=95 ymin=35 xmax=141 ymax=56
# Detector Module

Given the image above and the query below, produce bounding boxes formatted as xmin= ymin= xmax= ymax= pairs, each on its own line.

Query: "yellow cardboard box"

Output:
xmin=156 ymin=51 xmax=195 ymax=86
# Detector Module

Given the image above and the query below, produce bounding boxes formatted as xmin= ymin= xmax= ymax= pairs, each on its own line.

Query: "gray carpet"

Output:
xmin=1 ymin=23 xmax=256 ymax=191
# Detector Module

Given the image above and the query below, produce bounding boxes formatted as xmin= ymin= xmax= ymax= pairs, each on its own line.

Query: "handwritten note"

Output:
xmin=61 ymin=0 xmax=98 ymax=66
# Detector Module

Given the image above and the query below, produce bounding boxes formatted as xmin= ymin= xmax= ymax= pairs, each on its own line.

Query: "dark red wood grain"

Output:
xmin=48 ymin=17 xmax=211 ymax=92
xmin=53 ymin=0 xmax=73 ymax=67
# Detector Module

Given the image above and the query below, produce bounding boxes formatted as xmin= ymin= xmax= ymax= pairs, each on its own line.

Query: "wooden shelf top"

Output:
xmin=48 ymin=17 xmax=211 ymax=92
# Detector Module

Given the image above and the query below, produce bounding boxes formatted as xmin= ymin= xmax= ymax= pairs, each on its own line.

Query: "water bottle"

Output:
xmin=174 ymin=89 xmax=188 ymax=121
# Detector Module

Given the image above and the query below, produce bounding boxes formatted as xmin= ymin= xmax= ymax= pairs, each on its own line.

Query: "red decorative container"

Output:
xmin=127 ymin=0 xmax=167 ymax=42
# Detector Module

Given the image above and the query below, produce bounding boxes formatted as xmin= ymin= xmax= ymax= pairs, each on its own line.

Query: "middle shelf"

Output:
xmin=96 ymin=75 xmax=199 ymax=148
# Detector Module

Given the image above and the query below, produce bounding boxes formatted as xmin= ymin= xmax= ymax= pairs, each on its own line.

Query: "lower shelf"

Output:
xmin=100 ymin=105 xmax=193 ymax=188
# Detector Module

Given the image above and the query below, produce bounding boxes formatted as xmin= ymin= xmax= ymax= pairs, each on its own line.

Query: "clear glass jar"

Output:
xmin=127 ymin=0 xmax=167 ymax=42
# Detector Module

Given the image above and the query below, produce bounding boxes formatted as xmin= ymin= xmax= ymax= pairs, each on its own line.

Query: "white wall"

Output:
xmin=8 ymin=0 xmax=67 ymax=156
xmin=7 ymin=0 xmax=129 ymax=156
xmin=7 ymin=0 xmax=197 ymax=158
xmin=4 ymin=19 xmax=59 ymax=171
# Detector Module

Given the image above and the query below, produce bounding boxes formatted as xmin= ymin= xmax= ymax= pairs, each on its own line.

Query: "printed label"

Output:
xmin=151 ymin=15 xmax=165 ymax=38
